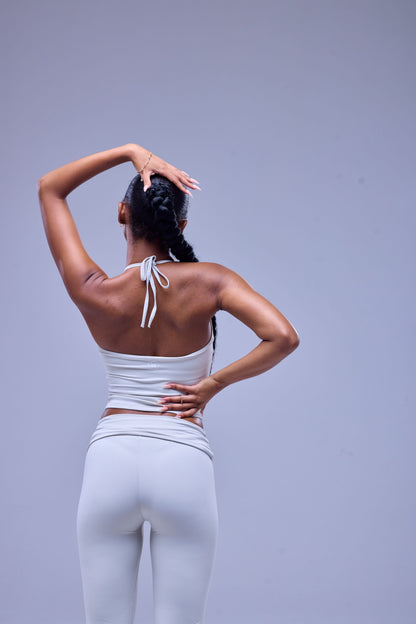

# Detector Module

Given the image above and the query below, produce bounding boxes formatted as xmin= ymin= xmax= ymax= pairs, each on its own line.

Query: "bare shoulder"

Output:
xmin=184 ymin=261 xmax=249 ymax=293
xmin=183 ymin=261 xmax=259 ymax=315
xmin=197 ymin=261 xmax=253 ymax=289
xmin=191 ymin=261 xmax=245 ymax=282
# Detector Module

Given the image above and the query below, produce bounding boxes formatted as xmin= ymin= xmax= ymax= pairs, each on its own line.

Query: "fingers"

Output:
xmin=175 ymin=175 xmax=193 ymax=197
xmin=163 ymin=382 xmax=193 ymax=394
xmin=171 ymin=170 xmax=201 ymax=197
xmin=181 ymin=171 xmax=201 ymax=190
xmin=141 ymin=171 xmax=152 ymax=192
xmin=158 ymin=387 xmax=201 ymax=414
xmin=160 ymin=405 xmax=199 ymax=418
xmin=159 ymin=403 xmax=199 ymax=417
xmin=177 ymin=408 xmax=199 ymax=418
xmin=160 ymin=393 xmax=191 ymax=403
xmin=158 ymin=396 xmax=196 ymax=411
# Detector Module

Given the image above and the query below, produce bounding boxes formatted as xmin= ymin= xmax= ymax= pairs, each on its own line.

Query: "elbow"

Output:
xmin=279 ymin=327 xmax=300 ymax=353
xmin=287 ymin=330 xmax=300 ymax=351
xmin=38 ymin=175 xmax=55 ymax=195
xmin=37 ymin=177 xmax=47 ymax=195
xmin=265 ymin=328 xmax=300 ymax=355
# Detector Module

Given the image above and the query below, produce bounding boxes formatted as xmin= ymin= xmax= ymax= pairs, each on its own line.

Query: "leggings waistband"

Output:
xmin=88 ymin=412 xmax=214 ymax=460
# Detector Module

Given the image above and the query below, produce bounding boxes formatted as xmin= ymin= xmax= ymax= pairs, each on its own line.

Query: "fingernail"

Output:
xmin=187 ymin=191 xmax=194 ymax=198
xmin=191 ymin=178 xmax=200 ymax=184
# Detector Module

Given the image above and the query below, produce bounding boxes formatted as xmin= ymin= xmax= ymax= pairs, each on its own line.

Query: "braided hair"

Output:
xmin=123 ymin=173 xmax=217 ymax=353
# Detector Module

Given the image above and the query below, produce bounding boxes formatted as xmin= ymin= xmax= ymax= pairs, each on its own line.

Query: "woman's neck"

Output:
xmin=125 ymin=236 xmax=171 ymax=265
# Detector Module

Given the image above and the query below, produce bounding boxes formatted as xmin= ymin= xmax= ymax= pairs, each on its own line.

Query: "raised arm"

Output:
xmin=159 ymin=265 xmax=300 ymax=416
xmin=37 ymin=143 xmax=198 ymax=303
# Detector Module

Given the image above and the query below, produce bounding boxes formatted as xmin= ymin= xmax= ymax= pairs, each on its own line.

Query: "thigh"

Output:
xmin=145 ymin=440 xmax=219 ymax=624
xmin=76 ymin=436 xmax=145 ymax=624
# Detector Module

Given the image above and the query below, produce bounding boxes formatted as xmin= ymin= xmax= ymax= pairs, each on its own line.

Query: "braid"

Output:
xmin=146 ymin=184 xmax=195 ymax=260
xmin=126 ymin=174 xmax=217 ymax=353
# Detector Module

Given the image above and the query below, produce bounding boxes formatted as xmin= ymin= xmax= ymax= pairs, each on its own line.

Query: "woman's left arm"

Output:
xmin=38 ymin=143 xmax=198 ymax=304
xmin=38 ymin=144 xmax=135 ymax=302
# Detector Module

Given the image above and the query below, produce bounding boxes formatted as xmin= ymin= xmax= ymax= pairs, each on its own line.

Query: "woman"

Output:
xmin=38 ymin=142 xmax=300 ymax=624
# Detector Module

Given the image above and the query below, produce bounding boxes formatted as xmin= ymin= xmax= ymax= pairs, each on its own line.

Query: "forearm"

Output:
xmin=38 ymin=143 xmax=138 ymax=198
xmin=210 ymin=336 xmax=298 ymax=391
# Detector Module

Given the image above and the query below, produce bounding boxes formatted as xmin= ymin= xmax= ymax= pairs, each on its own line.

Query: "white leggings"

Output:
xmin=76 ymin=425 xmax=218 ymax=624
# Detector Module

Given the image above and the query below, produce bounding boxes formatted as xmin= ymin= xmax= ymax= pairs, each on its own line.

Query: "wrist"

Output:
xmin=208 ymin=374 xmax=227 ymax=393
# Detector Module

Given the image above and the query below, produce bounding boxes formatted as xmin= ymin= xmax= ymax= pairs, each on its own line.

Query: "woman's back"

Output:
xmin=78 ymin=258 xmax=219 ymax=357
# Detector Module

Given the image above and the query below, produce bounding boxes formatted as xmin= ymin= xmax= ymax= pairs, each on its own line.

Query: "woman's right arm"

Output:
xmin=159 ymin=265 xmax=300 ymax=417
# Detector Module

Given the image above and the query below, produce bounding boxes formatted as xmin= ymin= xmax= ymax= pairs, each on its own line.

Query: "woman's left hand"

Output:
xmin=158 ymin=377 xmax=224 ymax=418
xmin=128 ymin=143 xmax=201 ymax=196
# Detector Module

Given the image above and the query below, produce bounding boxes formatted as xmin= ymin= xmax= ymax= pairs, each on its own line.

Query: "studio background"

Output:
xmin=1 ymin=1 xmax=415 ymax=623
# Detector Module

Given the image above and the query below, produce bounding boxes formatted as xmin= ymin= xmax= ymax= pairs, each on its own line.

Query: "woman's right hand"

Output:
xmin=127 ymin=143 xmax=201 ymax=196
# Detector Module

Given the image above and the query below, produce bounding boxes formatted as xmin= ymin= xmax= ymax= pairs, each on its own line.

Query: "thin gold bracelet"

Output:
xmin=137 ymin=151 xmax=152 ymax=174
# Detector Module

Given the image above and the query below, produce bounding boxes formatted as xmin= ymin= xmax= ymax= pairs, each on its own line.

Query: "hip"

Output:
xmin=90 ymin=411 xmax=214 ymax=461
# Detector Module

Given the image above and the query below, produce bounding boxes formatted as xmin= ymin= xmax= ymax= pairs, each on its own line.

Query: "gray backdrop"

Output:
xmin=1 ymin=1 xmax=415 ymax=623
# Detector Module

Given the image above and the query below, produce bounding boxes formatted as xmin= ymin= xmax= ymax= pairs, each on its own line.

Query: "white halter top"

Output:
xmin=98 ymin=330 xmax=214 ymax=416
xmin=124 ymin=254 xmax=178 ymax=328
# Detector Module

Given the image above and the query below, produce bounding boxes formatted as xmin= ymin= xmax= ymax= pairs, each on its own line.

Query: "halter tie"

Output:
xmin=123 ymin=255 xmax=175 ymax=328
